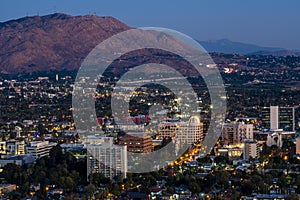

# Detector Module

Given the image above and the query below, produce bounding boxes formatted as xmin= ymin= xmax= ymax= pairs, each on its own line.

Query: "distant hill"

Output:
xmin=0 ymin=13 xmax=130 ymax=74
xmin=0 ymin=13 xmax=209 ymax=76
xmin=248 ymin=50 xmax=300 ymax=57
xmin=0 ymin=14 xmax=299 ymax=75
xmin=198 ymin=39 xmax=290 ymax=55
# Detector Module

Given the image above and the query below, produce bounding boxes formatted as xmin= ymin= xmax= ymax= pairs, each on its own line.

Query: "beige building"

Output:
xmin=243 ymin=140 xmax=259 ymax=160
xmin=158 ymin=116 xmax=203 ymax=145
xmin=296 ymin=136 xmax=300 ymax=155
xmin=176 ymin=116 xmax=203 ymax=145
xmin=222 ymin=122 xmax=253 ymax=145
xmin=158 ymin=122 xmax=179 ymax=139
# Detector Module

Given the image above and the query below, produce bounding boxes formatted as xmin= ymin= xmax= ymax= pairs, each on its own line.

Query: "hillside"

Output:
xmin=0 ymin=13 xmax=130 ymax=74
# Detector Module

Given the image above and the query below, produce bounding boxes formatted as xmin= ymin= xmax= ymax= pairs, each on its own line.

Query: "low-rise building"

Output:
xmin=26 ymin=141 xmax=57 ymax=159
xmin=6 ymin=140 xmax=25 ymax=155
xmin=118 ymin=133 xmax=153 ymax=153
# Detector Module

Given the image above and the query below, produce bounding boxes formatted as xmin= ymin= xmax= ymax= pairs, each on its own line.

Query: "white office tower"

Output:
xmin=270 ymin=106 xmax=279 ymax=130
xmin=243 ymin=140 xmax=259 ymax=160
xmin=296 ymin=136 xmax=300 ymax=155
xmin=176 ymin=116 xmax=203 ymax=145
xmin=87 ymin=137 xmax=127 ymax=180
xmin=222 ymin=122 xmax=253 ymax=145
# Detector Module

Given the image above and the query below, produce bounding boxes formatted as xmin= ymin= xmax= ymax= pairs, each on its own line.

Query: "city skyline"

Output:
xmin=0 ymin=1 xmax=300 ymax=199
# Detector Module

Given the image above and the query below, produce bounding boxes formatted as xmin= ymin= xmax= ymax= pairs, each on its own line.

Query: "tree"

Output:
xmin=188 ymin=182 xmax=201 ymax=194
xmin=49 ymin=144 xmax=64 ymax=165
xmin=285 ymin=193 xmax=299 ymax=200
xmin=241 ymin=181 xmax=255 ymax=196
xmin=85 ymin=184 xmax=96 ymax=199
xmin=89 ymin=173 xmax=111 ymax=186
xmin=63 ymin=176 xmax=75 ymax=192
xmin=215 ymin=170 xmax=230 ymax=188
xmin=277 ymin=174 xmax=287 ymax=191
xmin=110 ymin=184 xmax=121 ymax=197
xmin=250 ymin=175 xmax=264 ymax=193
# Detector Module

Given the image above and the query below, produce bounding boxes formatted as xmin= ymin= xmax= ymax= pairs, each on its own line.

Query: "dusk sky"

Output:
xmin=1 ymin=0 xmax=299 ymax=50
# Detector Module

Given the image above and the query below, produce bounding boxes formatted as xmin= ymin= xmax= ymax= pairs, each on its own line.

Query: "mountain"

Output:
xmin=248 ymin=50 xmax=300 ymax=57
xmin=0 ymin=13 xmax=130 ymax=74
xmin=198 ymin=39 xmax=287 ymax=55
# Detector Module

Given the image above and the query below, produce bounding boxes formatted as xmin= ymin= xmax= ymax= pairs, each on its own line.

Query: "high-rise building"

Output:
xmin=118 ymin=133 xmax=153 ymax=153
xmin=221 ymin=122 xmax=253 ymax=145
xmin=261 ymin=107 xmax=271 ymax=130
xmin=243 ymin=140 xmax=259 ymax=160
xmin=261 ymin=106 xmax=295 ymax=131
xmin=296 ymin=136 xmax=300 ymax=155
xmin=87 ymin=137 xmax=127 ymax=180
xmin=279 ymin=107 xmax=295 ymax=131
xmin=270 ymin=106 xmax=279 ymax=130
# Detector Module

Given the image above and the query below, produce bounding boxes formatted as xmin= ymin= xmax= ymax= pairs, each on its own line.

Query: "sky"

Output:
xmin=1 ymin=0 xmax=300 ymax=50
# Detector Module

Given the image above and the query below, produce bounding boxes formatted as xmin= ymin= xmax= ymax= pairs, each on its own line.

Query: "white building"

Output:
xmin=266 ymin=131 xmax=282 ymax=148
xmin=222 ymin=122 xmax=253 ymax=145
xmin=176 ymin=116 xmax=203 ymax=145
xmin=158 ymin=116 xmax=203 ymax=145
xmin=87 ymin=137 xmax=127 ymax=180
xmin=270 ymin=106 xmax=279 ymax=130
xmin=26 ymin=141 xmax=57 ymax=159
xmin=243 ymin=140 xmax=259 ymax=160
xmin=296 ymin=136 xmax=300 ymax=155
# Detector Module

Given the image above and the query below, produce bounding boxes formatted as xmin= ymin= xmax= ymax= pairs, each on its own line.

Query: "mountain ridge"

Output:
xmin=198 ymin=38 xmax=299 ymax=56
xmin=0 ymin=13 xmax=131 ymax=74
xmin=0 ymin=13 xmax=299 ymax=75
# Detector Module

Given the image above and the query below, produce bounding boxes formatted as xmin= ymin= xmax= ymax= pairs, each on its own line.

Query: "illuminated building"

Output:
xmin=266 ymin=131 xmax=283 ymax=147
xmin=261 ymin=106 xmax=295 ymax=131
xmin=6 ymin=140 xmax=25 ymax=155
xmin=26 ymin=141 xmax=56 ymax=159
xmin=158 ymin=122 xmax=179 ymax=139
xmin=118 ymin=133 xmax=152 ymax=153
xmin=221 ymin=122 xmax=253 ymax=145
xmin=296 ymin=136 xmax=300 ymax=155
xmin=176 ymin=116 xmax=203 ymax=145
xmin=158 ymin=116 xmax=203 ymax=145
xmin=243 ymin=140 xmax=259 ymax=160
xmin=87 ymin=137 xmax=127 ymax=180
